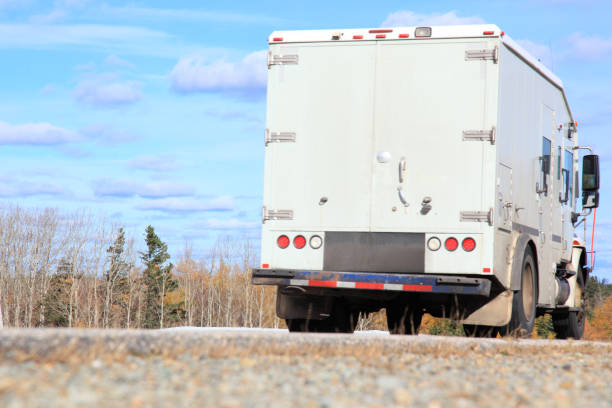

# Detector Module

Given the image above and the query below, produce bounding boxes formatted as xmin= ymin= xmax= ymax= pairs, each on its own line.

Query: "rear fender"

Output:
xmin=509 ymin=233 xmax=533 ymax=291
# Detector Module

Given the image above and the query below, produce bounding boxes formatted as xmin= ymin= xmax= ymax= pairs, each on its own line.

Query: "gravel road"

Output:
xmin=0 ymin=328 xmax=610 ymax=407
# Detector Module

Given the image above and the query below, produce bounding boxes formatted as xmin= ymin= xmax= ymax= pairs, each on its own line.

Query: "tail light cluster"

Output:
xmin=277 ymin=234 xmax=323 ymax=250
xmin=427 ymin=236 xmax=476 ymax=252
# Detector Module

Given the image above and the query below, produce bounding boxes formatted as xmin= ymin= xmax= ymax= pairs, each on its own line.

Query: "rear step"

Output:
xmin=252 ymin=269 xmax=491 ymax=296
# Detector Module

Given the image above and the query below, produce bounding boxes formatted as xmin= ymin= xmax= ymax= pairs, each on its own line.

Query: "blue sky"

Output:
xmin=0 ymin=0 xmax=611 ymax=280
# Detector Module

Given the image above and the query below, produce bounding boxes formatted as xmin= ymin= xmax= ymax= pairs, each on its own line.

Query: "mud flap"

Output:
xmin=461 ymin=290 xmax=513 ymax=326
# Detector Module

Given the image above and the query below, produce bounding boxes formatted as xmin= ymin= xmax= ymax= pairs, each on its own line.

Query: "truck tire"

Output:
xmin=386 ymin=305 xmax=422 ymax=335
xmin=552 ymin=268 xmax=586 ymax=339
xmin=463 ymin=324 xmax=498 ymax=338
xmin=499 ymin=246 xmax=537 ymax=337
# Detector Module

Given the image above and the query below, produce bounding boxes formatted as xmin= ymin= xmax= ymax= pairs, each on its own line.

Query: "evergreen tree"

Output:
xmin=140 ymin=225 xmax=178 ymax=328
xmin=103 ymin=228 xmax=131 ymax=328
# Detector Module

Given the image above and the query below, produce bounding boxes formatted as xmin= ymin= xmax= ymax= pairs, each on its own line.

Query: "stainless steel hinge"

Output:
xmin=465 ymin=46 xmax=498 ymax=63
xmin=268 ymin=51 xmax=299 ymax=68
xmin=460 ymin=208 xmax=493 ymax=226
xmin=463 ymin=126 xmax=496 ymax=144
xmin=265 ymin=129 xmax=296 ymax=146
xmin=262 ymin=206 xmax=294 ymax=223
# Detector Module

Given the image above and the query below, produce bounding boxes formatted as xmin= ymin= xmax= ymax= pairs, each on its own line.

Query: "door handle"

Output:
xmin=399 ymin=157 xmax=407 ymax=183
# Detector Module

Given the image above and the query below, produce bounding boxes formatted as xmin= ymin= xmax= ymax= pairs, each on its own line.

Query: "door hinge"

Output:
xmin=265 ymin=129 xmax=296 ymax=146
xmin=460 ymin=208 xmax=494 ymax=226
xmin=268 ymin=51 xmax=299 ymax=68
xmin=463 ymin=126 xmax=496 ymax=144
xmin=263 ymin=206 xmax=294 ymax=223
xmin=465 ymin=46 xmax=498 ymax=63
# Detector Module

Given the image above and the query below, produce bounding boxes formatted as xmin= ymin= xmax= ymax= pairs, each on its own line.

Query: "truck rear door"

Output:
xmin=370 ymin=40 xmax=494 ymax=232
xmin=264 ymin=43 xmax=376 ymax=231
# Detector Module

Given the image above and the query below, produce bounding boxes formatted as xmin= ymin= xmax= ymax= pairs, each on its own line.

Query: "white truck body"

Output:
xmin=253 ymin=24 xmax=597 ymax=335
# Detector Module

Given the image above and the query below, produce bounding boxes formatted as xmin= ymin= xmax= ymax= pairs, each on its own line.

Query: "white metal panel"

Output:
xmin=263 ymin=43 xmax=376 ymax=232
xmin=496 ymin=44 xmax=574 ymax=305
xmin=370 ymin=40 xmax=494 ymax=233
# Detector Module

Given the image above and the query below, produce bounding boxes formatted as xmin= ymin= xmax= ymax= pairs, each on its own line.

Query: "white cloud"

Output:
xmin=99 ymin=5 xmax=283 ymax=25
xmin=0 ymin=180 xmax=68 ymax=197
xmin=93 ymin=179 xmax=195 ymax=198
xmin=137 ymin=196 xmax=235 ymax=212
xmin=0 ymin=23 xmax=184 ymax=58
xmin=0 ymin=121 xmax=79 ymax=145
xmin=381 ymin=10 xmax=485 ymax=27
xmin=170 ymin=50 xmax=267 ymax=96
xmin=81 ymin=124 xmax=140 ymax=144
xmin=196 ymin=218 xmax=259 ymax=230
xmin=128 ymin=155 xmax=180 ymax=172
xmin=74 ymin=77 xmax=142 ymax=108
xmin=105 ymin=54 xmax=135 ymax=69
xmin=562 ymin=32 xmax=612 ymax=61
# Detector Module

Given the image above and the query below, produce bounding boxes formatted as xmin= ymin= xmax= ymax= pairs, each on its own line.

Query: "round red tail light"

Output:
xmin=277 ymin=235 xmax=290 ymax=249
xmin=462 ymin=237 xmax=476 ymax=252
xmin=293 ymin=235 xmax=306 ymax=249
xmin=445 ymin=237 xmax=458 ymax=251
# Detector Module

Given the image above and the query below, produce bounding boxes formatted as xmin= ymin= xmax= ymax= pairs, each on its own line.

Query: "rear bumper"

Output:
xmin=252 ymin=269 xmax=491 ymax=296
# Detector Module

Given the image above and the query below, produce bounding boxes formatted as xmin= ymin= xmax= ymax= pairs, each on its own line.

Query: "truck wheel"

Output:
xmin=553 ymin=268 xmax=586 ymax=339
xmin=499 ymin=246 xmax=537 ymax=337
xmin=386 ymin=305 xmax=422 ymax=335
xmin=463 ymin=324 xmax=498 ymax=338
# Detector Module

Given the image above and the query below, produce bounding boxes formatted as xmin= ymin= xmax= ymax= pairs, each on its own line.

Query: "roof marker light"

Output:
xmin=272 ymin=37 xmax=283 ymax=42
xmin=376 ymin=34 xmax=386 ymax=39
xmin=353 ymin=35 xmax=363 ymax=39
xmin=415 ymin=27 xmax=432 ymax=37
xmin=501 ymin=31 xmax=505 ymax=37
xmin=399 ymin=34 xmax=410 ymax=38
xmin=369 ymin=29 xmax=392 ymax=33
xmin=483 ymin=31 xmax=494 ymax=35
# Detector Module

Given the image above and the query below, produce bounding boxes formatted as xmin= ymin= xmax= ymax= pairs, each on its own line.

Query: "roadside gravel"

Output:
xmin=0 ymin=328 xmax=609 ymax=407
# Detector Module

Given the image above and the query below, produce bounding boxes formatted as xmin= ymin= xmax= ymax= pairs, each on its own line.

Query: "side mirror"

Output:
xmin=582 ymin=154 xmax=600 ymax=191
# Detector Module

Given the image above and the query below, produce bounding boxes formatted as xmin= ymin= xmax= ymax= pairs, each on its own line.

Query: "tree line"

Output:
xmin=0 ymin=206 xmax=279 ymax=329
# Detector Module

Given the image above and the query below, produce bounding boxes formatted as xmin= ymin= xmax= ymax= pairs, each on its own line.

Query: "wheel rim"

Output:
xmin=522 ymin=262 xmax=535 ymax=320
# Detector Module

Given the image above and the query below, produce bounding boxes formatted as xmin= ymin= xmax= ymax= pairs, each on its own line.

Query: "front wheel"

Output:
xmin=553 ymin=267 xmax=586 ymax=339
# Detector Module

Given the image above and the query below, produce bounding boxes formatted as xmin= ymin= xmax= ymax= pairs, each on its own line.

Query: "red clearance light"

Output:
xmin=376 ymin=34 xmax=386 ymax=39
xmin=573 ymin=239 xmax=581 ymax=246
xmin=294 ymin=235 xmax=306 ymax=249
xmin=483 ymin=31 xmax=494 ymax=35
xmin=277 ymin=235 xmax=290 ymax=249
xmin=272 ymin=37 xmax=283 ymax=42
xmin=501 ymin=31 xmax=505 ymax=37
xmin=369 ymin=29 xmax=392 ymax=33
xmin=445 ymin=237 xmax=458 ymax=251
xmin=353 ymin=35 xmax=363 ymax=39
xmin=261 ymin=263 xmax=270 ymax=269
xmin=462 ymin=238 xmax=476 ymax=252
xmin=399 ymin=34 xmax=410 ymax=38
xmin=482 ymin=267 xmax=491 ymax=273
